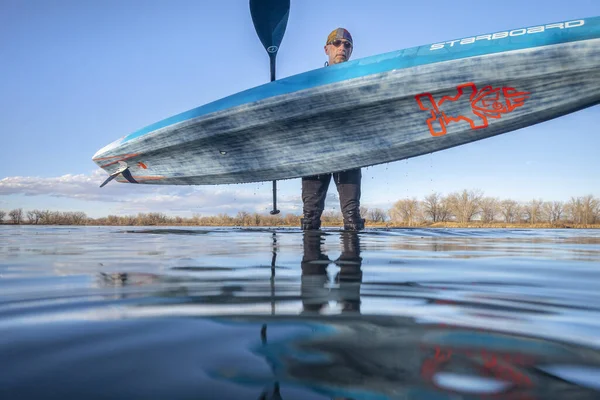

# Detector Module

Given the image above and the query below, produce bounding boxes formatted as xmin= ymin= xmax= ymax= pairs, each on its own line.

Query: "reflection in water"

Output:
xmin=222 ymin=315 xmax=600 ymax=400
xmin=2 ymin=227 xmax=600 ymax=399
xmin=259 ymin=231 xmax=363 ymax=399
xmin=300 ymin=231 xmax=363 ymax=315
xmin=97 ymin=272 xmax=160 ymax=287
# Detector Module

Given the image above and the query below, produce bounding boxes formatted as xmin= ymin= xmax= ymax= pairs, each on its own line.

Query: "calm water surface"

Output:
xmin=1 ymin=226 xmax=600 ymax=399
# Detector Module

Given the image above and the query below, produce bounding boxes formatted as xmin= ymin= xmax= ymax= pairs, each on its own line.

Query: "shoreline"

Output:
xmin=1 ymin=222 xmax=599 ymax=229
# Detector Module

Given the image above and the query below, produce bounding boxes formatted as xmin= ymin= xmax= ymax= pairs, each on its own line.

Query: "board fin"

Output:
xmin=99 ymin=161 xmax=129 ymax=188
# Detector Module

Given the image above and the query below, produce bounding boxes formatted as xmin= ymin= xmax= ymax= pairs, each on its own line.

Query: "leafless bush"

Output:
xmin=122 ymin=215 xmax=137 ymax=226
xmin=446 ymin=189 xmax=483 ymax=223
xmin=280 ymin=213 xmax=297 ymax=226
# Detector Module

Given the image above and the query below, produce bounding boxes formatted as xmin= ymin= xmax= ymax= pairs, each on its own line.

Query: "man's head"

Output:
xmin=324 ymin=28 xmax=353 ymax=65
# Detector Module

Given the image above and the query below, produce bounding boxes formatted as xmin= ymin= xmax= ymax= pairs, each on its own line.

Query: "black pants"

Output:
xmin=301 ymin=168 xmax=361 ymax=223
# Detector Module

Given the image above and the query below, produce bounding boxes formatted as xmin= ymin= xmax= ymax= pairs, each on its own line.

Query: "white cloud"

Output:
xmin=0 ymin=171 xmax=391 ymax=217
xmin=0 ymin=171 xmax=304 ymax=216
xmin=0 ymin=169 xmax=125 ymax=202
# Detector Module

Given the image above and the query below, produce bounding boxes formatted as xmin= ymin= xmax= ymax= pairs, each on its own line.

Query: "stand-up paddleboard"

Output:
xmin=93 ymin=16 xmax=600 ymax=187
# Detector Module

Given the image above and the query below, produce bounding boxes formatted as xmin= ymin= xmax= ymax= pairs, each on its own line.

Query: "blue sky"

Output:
xmin=1 ymin=0 xmax=598 ymax=218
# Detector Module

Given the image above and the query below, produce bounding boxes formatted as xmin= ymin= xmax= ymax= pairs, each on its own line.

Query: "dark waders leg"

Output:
xmin=333 ymin=168 xmax=365 ymax=231
xmin=335 ymin=231 xmax=363 ymax=312
xmin=300 ymin=231 xmax=330 ymax=313
xmin=301 ymin=174 xmax=332 ymax=230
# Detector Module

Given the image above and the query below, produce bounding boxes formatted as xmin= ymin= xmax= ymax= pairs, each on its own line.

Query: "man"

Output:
xmin=300 ymin=28 xmax=365 ymax=231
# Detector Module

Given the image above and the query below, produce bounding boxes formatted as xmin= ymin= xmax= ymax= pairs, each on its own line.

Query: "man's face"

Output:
xmin=324 ymin=39 xmax=353 ymax=65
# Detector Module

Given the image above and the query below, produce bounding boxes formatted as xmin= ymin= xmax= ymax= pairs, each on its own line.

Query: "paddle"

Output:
xmin=249 ymin=0 xmax=290 ymax=215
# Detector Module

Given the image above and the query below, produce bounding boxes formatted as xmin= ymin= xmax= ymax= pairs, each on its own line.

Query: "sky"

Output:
xmin=0 ymin=0 xmax=598 ymax=218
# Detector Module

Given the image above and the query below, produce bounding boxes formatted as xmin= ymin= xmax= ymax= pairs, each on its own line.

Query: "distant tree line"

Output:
xmin=1 ymin=191 xmax=599 ymax=227
xmin=0 ymin=209 xmax=88 ymax=225
xmin=385 ymin=190 xmax=600 ymax=227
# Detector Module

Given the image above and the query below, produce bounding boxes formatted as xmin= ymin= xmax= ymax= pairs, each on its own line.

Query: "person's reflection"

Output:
xmin=335 ymin=231 xmax=363 ymax=313
xmin=300 ymin=231 xmax=363 ymax=314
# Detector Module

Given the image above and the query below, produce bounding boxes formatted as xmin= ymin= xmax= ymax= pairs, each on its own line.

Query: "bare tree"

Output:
xmin=422 ymin=192 xmax=447 ymax=222
xmin=593 ymin=196 xmax=600 ymax=224
xmin=368 ymin=208 xmax=387 ymax=223
xmin=516 ymin=203 xmax=527 ymax=223
xmin=523 ymin=199 xmax=543 ymax=224
xmin=566 ymin=197 xmax=583 ymax=224
xmin=38 ymin=209 xmax=59 ymax=225
xmin=438 ymin=196 xmax=453 ymax=222
xmin=34 ymin=210 xmax=43 ymax=224
xmin=71 ymin=212 xmax=87 ymax=225
xmin=446 ymin=189 xmax=483 ymax=223
xmin=0 ymin=210 xmax=6 ymax=223
xmin=26 ymin=209 xmax=43 ymax=225
xmin=580 ymin=195 xmax=600 ymax=224
xmin=389 ymin=198 xmax=420 ymax=226
xmin=480 ymin=197 xmax=500 ymax=223
xmin=8 ymin=208 xmax=23 ymax=224
xmin=235 ymin=211 xmax=252 ymax=226
xmin=500 ymin=199 xmax=519 ymax=223
xmin=31 ymin=210 xmax=42 ymax=224
xmin=565 ymin=195 xmax=600 ymax=225
xmin=542 ymin=201 xmax=564 ymax=224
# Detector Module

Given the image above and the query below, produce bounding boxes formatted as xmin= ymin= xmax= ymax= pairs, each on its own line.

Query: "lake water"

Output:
xmin=1 ymin=225 xmax=600 ymax=399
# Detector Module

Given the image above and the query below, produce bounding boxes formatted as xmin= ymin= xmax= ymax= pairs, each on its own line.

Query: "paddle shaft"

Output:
xmin=249 ymin=0 xmax=290 ymax=216
xmin=270 ymin=56 xmax=276 ymax=82
xmin=269 ymin=55 xmax=279 ymax=214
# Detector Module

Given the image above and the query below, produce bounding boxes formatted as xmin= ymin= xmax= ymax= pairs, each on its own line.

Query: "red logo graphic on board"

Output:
xmin=415 ymin=83 xmax=530 ymax=137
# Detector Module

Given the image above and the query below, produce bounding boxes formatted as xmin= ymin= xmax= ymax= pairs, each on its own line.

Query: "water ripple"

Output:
xmin=1 ymin=226 xmax=600 ymax=399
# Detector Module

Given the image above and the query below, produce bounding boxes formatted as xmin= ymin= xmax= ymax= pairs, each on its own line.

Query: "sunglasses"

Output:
xmin=329 ymin=39 xmax=353 ymax=49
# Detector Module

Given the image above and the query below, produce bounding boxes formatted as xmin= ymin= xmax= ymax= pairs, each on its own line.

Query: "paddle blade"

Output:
xmin=249 ymin=0 xmax=290 ymax=56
